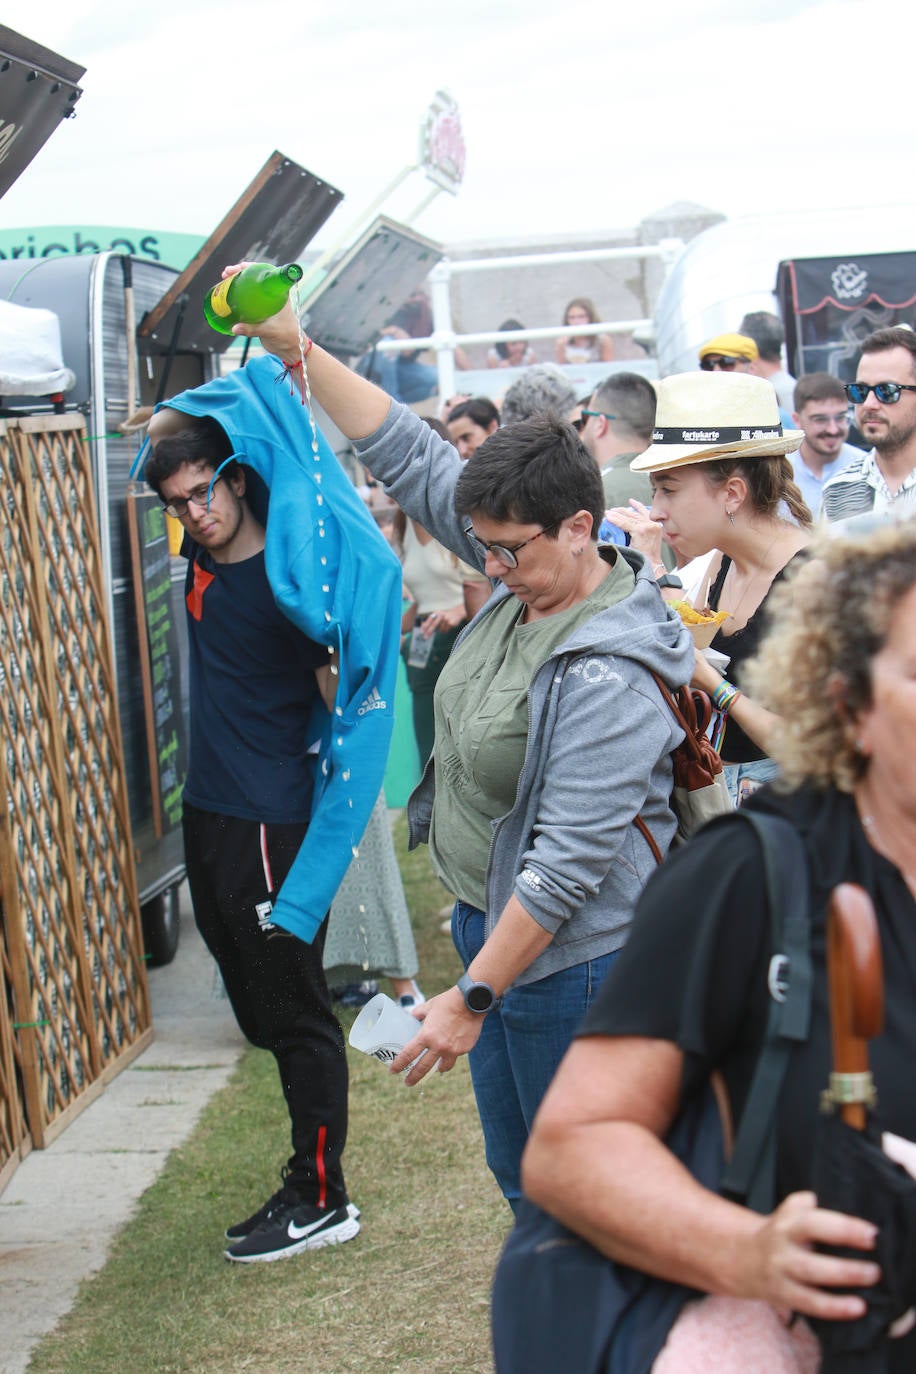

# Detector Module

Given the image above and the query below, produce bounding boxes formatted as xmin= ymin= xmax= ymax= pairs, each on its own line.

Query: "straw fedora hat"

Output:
xmin=630 ymin=372 xmax=804 ymax=472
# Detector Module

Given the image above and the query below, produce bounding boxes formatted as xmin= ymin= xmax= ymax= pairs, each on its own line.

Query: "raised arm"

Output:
xmin=237 ymin=287 xmax=474 ymax=563
xmin=235 ymin=298 xmax=392 ymax=441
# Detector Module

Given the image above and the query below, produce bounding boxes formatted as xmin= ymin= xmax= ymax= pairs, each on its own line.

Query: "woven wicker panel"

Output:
xmin=0 ymin=917 xmax=28 ymax=1184
xmin=0 ymin=417 xmax=150 ymax=1151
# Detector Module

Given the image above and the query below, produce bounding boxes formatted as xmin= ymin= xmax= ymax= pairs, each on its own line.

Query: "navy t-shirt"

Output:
xmin=182 ymin=540 xmax=327 ymax=823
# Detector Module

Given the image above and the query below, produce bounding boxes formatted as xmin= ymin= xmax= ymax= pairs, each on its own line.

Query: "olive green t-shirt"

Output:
xmin=428 ymin=558 xmax=634 ymax=909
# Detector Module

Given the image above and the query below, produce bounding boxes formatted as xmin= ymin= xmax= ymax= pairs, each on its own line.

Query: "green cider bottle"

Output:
xmin=203 ymin=262 xmax=304 ymax=334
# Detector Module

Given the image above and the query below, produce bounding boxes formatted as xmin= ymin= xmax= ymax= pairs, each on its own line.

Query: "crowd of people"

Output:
xmin=143 ymin=263 xmax=916 ymax=1368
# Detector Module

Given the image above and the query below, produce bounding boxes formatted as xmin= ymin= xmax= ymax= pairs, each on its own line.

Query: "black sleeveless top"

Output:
xmin=707 ymin=552 xmax=805 ymax=764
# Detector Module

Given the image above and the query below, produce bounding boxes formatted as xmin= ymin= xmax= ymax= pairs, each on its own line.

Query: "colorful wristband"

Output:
xmin=711 ymin=680 xmax=741 ymax=713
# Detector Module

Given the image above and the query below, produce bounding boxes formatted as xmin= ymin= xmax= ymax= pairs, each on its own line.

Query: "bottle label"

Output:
xmin=208 ymin=279 xmax=233 ymax=318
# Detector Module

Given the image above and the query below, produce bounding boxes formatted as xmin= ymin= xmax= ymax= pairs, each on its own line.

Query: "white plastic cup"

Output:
xmin=348 ymin=993 xmax=422 ymax=1065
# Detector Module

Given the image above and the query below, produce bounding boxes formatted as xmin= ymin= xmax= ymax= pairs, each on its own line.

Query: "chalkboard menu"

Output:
xmin=126 ymin=488 xmax=187 ymax=838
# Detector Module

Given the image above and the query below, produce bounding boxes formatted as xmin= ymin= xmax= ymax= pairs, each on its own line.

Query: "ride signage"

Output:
xmin=419 ymin=90 xmax=466 ymax=195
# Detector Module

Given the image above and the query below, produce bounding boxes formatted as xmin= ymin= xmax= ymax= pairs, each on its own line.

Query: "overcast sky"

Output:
xmin=2 ymin=0 xmax=911 ymax=250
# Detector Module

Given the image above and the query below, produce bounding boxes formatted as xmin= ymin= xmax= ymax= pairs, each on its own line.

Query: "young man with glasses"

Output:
xmin=144 ymin=417 xmax=360 ymax=1264
xmin=822 ymin=327 xmax=916 ymax=525
xmin=790 ymin=371 xmax=861 ymax=519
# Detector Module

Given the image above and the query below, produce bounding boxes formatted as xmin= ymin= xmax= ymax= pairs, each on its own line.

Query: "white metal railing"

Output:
xmin=361 ymin=239 xmax=682 ymax=398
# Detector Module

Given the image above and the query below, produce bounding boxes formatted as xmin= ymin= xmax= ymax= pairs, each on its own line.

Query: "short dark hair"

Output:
xmin=860 ymin=326 xmax=916 ymax=377
xmin=590 ymin=371 xmax=656 ymax=443
xmin=447 ymin=397 xmax=501 ymax=430
xmin=494 ymin=319 xmax=525 ymax=361
xmin=793 ymin=371 xmax=847 ymax=411
xmin=144 ymin=416 xmax=235 ymax=496
xmin=738 ymin=311 xmax=785 ymax=362
xmin=453 ymin=417 xmax=605 ymax=538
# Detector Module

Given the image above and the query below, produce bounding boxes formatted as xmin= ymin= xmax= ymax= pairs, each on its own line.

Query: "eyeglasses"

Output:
xmin=806 ymin=412 xmax=850 ymax=428
xmin=844 ymin=382 xmax=916 ymax=405
xmin=464 ymin=521 xmax=559 ymax=569
xmin=579 ymin=409 xmax=617 ymax=424
xmin=700 ymin=356 xmax=743 ymax=372
xmin=162 ymin=474 xmax=224 ymax=519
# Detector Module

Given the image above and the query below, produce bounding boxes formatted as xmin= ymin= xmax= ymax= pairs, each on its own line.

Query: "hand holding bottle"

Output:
xmin=204 ymin=261 xmax=303 ymax=334
xmin=223 ymin=263 xmax=302 ymax=362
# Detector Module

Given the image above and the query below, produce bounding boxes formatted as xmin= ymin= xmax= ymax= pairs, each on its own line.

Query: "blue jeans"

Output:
xmin=723 ymin=757 xmax=778 ymax=807
xmin=452 ymin=901 xmax=619 ymax=1211
xmin=355 ymin=351 xmax=438 ymax=404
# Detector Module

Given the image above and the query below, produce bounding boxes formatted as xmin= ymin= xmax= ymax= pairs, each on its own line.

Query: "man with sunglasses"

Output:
xmin=577 ymin=371 xmax=656 ymax=506
xmin=697 ymin=332 xmax=758 ymax=374
xmin=822 ymin=327 xmax=916 ymax=524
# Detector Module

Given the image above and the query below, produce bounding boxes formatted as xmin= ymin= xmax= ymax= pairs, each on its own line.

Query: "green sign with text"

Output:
xmin=0 ymin=224 xmax=204 ymax=270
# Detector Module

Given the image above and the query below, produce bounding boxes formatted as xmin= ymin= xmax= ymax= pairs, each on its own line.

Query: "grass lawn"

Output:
xmin=26 ymin=816 xmax=511 ymax=1374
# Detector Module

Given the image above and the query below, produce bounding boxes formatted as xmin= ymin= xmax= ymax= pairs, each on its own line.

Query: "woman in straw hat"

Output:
xmin=609 ymin=371 xmax=813 ymax=803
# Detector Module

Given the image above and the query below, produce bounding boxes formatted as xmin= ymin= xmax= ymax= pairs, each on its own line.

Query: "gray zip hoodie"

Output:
xmin=354 ymin=403 xmax=695 ymax=984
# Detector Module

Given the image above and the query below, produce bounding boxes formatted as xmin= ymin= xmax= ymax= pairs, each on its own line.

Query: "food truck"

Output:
xmin=0 ymin=142 xmax=345 ymax=961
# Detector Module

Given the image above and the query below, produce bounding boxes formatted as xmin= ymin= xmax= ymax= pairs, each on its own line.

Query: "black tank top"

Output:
xmin=707 ymin=552 xmax=805 ymax=763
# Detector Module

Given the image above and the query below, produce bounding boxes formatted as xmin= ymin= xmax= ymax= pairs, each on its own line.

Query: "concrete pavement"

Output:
xmin=0 ymin=887 xmax=244 ymax=1374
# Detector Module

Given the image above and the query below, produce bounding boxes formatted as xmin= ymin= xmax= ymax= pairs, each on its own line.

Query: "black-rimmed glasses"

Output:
xmin=844 ymin=382 xmax=916 ymax=405
xmin=464 ymin=521 xmax=559 ymax=569
xmin=162 ymin=474 xmax=224 ymax=519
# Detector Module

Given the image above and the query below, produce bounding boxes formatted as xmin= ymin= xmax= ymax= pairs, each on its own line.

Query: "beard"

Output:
xmin=864 ymin=411 xmax=916 ymax=457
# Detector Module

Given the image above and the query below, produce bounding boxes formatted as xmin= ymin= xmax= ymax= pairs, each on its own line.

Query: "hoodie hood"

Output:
xmin=559 ymin=547 xmax=695 ymax=689
xmin=477 ymin=545 xmax=694 ymax=692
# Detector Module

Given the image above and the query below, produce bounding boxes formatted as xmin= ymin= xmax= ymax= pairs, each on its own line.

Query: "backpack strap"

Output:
xmin=719 ymin=810 xmax=813 ymax=1213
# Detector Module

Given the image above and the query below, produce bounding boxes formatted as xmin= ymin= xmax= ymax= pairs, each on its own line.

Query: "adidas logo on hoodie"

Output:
xmin=357 ymin=685 xmax=387 ymax=716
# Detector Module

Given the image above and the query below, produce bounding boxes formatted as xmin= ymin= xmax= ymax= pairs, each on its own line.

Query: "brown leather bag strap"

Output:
xmin=648 ymin=669 xmax=707 ymax=765
xmin=633 ymin=814 xmax=664 ymax=865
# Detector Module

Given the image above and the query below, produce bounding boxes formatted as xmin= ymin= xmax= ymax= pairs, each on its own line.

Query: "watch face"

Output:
xmin=465 ymin=982 xmax=493 ymax=1013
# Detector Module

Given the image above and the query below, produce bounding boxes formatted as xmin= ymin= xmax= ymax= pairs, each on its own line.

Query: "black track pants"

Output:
xmin=182 ymin=803 xmax=349 ymax=1209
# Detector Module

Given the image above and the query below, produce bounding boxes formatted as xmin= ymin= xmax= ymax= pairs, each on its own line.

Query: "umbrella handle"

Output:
xmin=825 ymin=883 xmax=884 ymax=1130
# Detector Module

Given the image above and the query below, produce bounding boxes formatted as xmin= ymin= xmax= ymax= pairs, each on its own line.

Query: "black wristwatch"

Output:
xmin=656 ymin=572 xmax=683 ymax=590
xmin=457 ymin=972 xmax=501 ymax=1014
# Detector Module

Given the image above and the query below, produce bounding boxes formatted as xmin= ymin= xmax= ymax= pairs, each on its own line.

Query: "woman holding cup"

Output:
xmin=607 ymin=371 xmax=813 ymax=804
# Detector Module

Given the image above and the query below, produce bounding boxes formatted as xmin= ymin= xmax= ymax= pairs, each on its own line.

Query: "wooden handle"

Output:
xmin=827 ymin=883 xmax=884 ymax=1130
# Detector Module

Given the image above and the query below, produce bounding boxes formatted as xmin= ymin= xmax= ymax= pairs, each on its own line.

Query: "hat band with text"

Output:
xmin=652 ymin=424 xmax=784 ymax=444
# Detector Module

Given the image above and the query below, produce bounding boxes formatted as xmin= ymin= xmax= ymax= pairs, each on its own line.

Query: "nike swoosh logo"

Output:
xmin=287 ymin=1216 xmax=331 ymax=1240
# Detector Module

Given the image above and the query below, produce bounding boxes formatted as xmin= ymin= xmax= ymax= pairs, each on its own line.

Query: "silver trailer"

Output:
xmin=0 ymin=251 xmax=217 ymax=962
xmin=653 ymin=205 xmax=916 ymax=378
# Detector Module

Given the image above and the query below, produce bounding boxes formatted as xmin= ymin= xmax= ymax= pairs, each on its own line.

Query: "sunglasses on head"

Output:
xmin=700 ymin=356 xmax=742 ymax=372
xmin=844 ymin=381 xmax=916 ymax=405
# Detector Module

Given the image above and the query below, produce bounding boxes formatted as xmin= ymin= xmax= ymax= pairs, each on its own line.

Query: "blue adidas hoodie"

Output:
xmin=150 ymin=356 xmax=402 ymax=944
